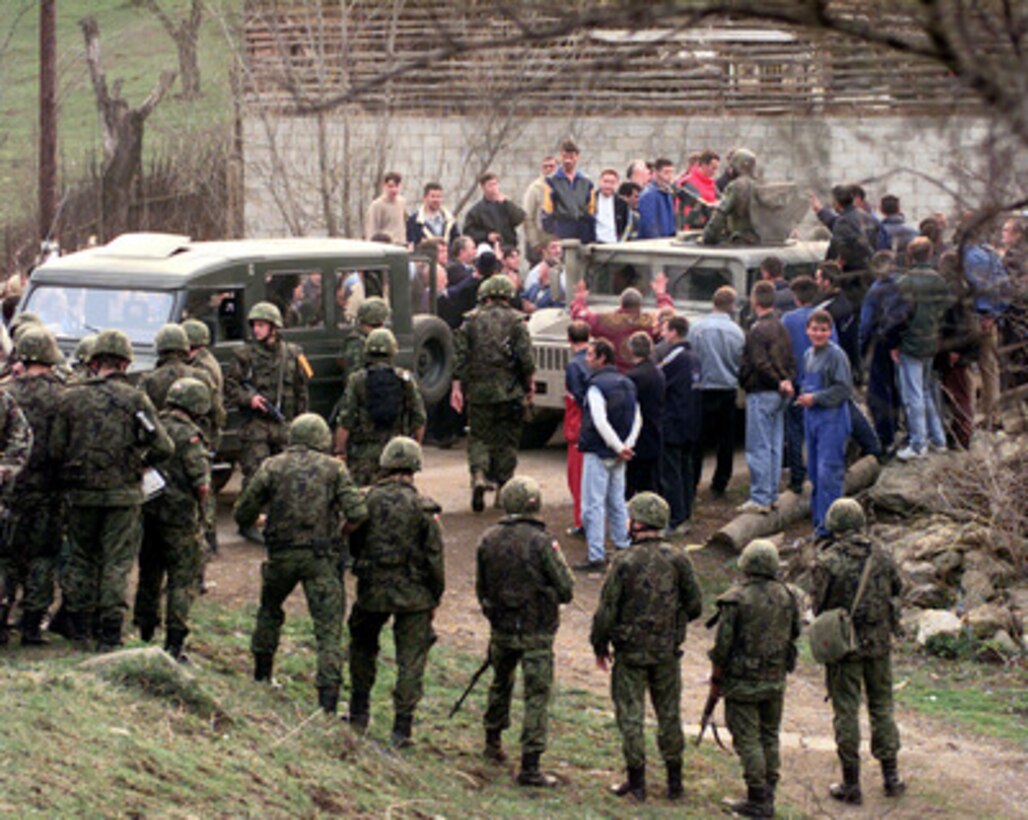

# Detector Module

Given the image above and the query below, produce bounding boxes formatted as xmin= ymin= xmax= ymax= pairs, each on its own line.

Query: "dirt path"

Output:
xmin=207 ymin=443 xmax=1027 ymax=818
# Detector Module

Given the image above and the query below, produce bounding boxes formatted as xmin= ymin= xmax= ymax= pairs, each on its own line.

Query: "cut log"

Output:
xmin=706 ymin=455 xmax=882 ymax=553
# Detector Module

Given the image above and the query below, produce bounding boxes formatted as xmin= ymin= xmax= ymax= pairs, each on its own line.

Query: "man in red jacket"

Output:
xmin=677 ymin=149 xmax=720 ymax=229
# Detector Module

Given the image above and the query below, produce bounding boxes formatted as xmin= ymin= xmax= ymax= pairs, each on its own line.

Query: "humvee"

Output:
xmin=22 ymin=232 xmax=455 ymax=482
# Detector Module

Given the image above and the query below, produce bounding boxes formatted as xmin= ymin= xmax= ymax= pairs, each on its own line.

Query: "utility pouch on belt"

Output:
xmin=809 ymin=553 xmax=875 ymax=665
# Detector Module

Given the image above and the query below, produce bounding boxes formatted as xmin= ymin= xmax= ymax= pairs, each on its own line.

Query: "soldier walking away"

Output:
xmin=451 ymin=276 xmax=535 ymax=512
xmin=709 ymin=540 xmax=800 ymax=818
xmin=347 ymin=437 xmax=444 ymax=747
xmin=590 ymin=493 xmax=703 ymax=802
xmin=50 ymin=329 xmax=173 ymax=651
xmin=333 ymin=328 xmax=426 ymax=486
xmin=338 ymin=296 xmax=391 ymax=389
xmin=812 ymin=498 xmax=905 ymax=805
xmin=225 ymin=301 xmax=311 ymax=542
xmin=133 ymin=378 xmax=212 ymax=661
xmin=475 ymin=476 xmax=574 ymax=787
xmin=234 ymin=414 xmax=366 ymax=714
xmin=0 ymin=332 xmax=44 ymax=644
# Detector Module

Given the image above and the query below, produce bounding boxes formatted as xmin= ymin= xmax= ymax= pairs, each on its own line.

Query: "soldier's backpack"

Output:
xmin=365 ymin=367 xmax=404 ymax=429
xmin=809 ymin=552 xmax=876 ymax=664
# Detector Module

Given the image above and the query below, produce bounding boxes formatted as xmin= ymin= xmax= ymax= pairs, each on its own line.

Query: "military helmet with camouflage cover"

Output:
xmin=181 ymin=318 xmax=211 ymax=347
xmin=365 ymin=327 xmax=398 ymax=359
xmin=500 ymin=475 xmax=542 ymax=515
xmin=825 ymin=498 xmax=866 ymax=533
xmin=627 ymin=491 xmax=670 ymax=530
xmin=379 ymin=435 xmax=423 ymax=472
xmin=75 ymin=333 xmax=98 ymax=365
xmin=288 ymin=413 xmax=332 ymax=452
xmin=478 ymin=274 xmax=516 ymax=303
xmin=90 ymin=329 xmax=134 ymax=363
xmin=356 ymin=296 xmax=391 ymax=327
xmin=15 ymin=326 xmax=61 ymax=365
xmin=166 ymin=377 xmax=212 ymax=418
xmin=247 ymin=301 xmax=283 ymax=328
xmin=730 ymin=148 xmax=757 ymax=175
xmin=739 ymin=539 xmax=780 ymax=578
xmin=154 ymin=323 xmax=190 ymax=354
xmin=9 ymin=312 xmax=42 ymax=340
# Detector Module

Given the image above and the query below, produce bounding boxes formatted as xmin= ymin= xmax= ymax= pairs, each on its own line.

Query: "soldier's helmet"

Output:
xmin=166 ymin=377 xmax=212 ymax=418
xmin=9 ymin=312 xmax=42 ymax=338
xmin=154 ymin=323 xmax=190 ymax=354
xmin=356 ymin=297 xmax=391 ymax=328
xmin=500 ymin=476 xmax=542 ymax=515
xmin=247 ymin=301 xmax=283 ymax=328
xmin=739 ymin=539 xmax=780 ymax=578
xmin=15 ymin=327 xmax=61 ymax=366
xmin=379 ymin=435 xmax=423 ymax=472
xmin=825 ymin=498 xmax=866 ymax=534
xmin=75 ymin=334 xmax=98 ymax=365
xmin=182 ymin=318 xmax=211 ymax=348
xmin=288 ymin=413 xmax=332 ymax=452
xmin=477 ymin=274 xmax=515 ymax=303
xmin=627 ymin=491 xmax=670 ymax=530
xmin=730 ymin=148 xmax=757 ymax=175
xmin=90 ymin=329 xmax=134 ymax=363
xmin=365 ymin=328 xmax=398 ymax=359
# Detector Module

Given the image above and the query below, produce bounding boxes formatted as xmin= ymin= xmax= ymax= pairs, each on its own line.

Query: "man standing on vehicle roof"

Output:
xmin=225 ymin=302 xmax=311 ymax=543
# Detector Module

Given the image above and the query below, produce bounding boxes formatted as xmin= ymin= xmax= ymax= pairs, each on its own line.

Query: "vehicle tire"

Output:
xmin=412 ymin=315 xmax=454 ymax=406
xmin=519 ymin=410 xmax=562 ymax=449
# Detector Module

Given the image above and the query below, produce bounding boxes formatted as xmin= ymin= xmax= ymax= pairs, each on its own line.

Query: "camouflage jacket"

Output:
xmin=703 ymin=175 xmax=758 ymax=246
xmin=233 ymin=444 xmax=367 ymax=549
xmin=225 ymin=337 xmax=309 ymax=423
xmin=591 ymin=536 xmax=703 ymax=663
xmin=4 ymin=371 xmax=62 ymax=493
xmin=50 ymin=372 xmax=173 ymax=506
xmin=0 ymin=389 xmax=32 ymax=488
xmin=476 ymin=517 xmax=574 ymax=638
xmin=140 ymin=352 xmax=226 ymax=440
xmin=709 ymin=577 xmax=800 ymax=701
xmin=812 ymin=534 xmax=902 ymax=659
xmin=337 ymin=364 xmax=426 ymax=447
xmin=352 ymin=477 xmax=444 ymax=613
xmin=453 ymin=303 xmax=534 ymax=404
xmin=339 ymin=328 xmax=368 ymax=387
xmin=145 ymin=410 xmax=210 ymax=528
xmin=191 ymin=347 xmax=224 ymax=395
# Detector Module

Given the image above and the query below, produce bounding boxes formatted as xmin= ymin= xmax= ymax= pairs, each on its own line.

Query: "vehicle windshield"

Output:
xmin=586 ymin=257 xmax=734 ymax=304
xmin=23 ymin=284 xmax=175 ymax=343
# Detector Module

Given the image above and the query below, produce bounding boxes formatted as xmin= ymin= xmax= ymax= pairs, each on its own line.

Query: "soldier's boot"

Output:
xmin=611 ymin=766 xmax=646 ymax=801
xmin=516 ymin=752 xmax=558 ymax=788
xmin=345 ymin=692 xmax=370 ymax=733
xmin=829 ymin=764 xmax=863 ymax=805
xmin=766 ymin=779 xmax=777 ymax=815
xmin=164 ymin=629 xmax=188 ymax=663
xmin=666 ymin=761 xmax=684 ymax=801
xmin=253 ymin=652 xmax=275 ymax=683
xmin=20 ymin=610 xmax=49 ymax=646
xmin=881 ymin=758 xmax=906 ymax=797
xmin=317 ymin=686 xmax=339 ymax=715
xmin=726 ymin=785 xmax=772 ymax=817
xmin=390 ymin=713 xmax=414 ymax=749
xmin=483 ymin=729 xmax=507 ymax=763
xmin=95 ymin=618 xmax=123 ymax=653
xmin=471 ymin=472 xmax=487 ymax=513
xmin=66 ymin=611 xmax=93 ymax=651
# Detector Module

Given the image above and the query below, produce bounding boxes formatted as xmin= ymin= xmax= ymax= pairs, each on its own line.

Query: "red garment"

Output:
xmin=681 ymin=167 xmax=718 ymax=204
xmin=570 ymin=293 xmax=674 ymax=372
xmin=564 ymin=395 xmax=584 ymax=528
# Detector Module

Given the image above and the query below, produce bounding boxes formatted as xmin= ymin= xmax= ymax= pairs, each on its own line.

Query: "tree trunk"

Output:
xmin=176 ymin=33 xmax=200 ymax=99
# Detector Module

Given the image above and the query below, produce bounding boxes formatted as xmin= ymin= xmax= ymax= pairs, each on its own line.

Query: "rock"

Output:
xmin=965 ymin=603 xmax=1014 ymax=639
xmin=900 ymin=560 xmax=939 ymax=586
xmin=916 ymin=609 xmax=963 ymax=646
xmin=990 ymin=629 xmax=1022 ymax=653
xmin=1007 ymin=588 xmax=1028 ymax=613
xmin=868 ymin=462 xmax=943 ymax=516
xmin=79 ymin=645 xmax=181 ymax=673
xmin=963 ymin=551 xmax=1017 ymax=588
xmin=904 ymin=583 xmax=956 ymax=610
xmin=899 ymin=608 xmax=921 ymax=638
xmin=932 ymin=549 xmax=964 ymax=583
xmin=909 ymin=523 xmax=961 ymax=561
xmin=960 ymin=569 xmax=996 ymax=608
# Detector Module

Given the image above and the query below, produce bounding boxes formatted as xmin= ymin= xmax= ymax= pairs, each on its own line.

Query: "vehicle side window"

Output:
xmin=334 ymin=269 xmax=390 ymax=326
xmin=181 ymin=287 xmax=245 ymax=342
xmin=665 ymin=265 xmax=733 ymax=303
xmin=264 ymin=271 xmax=324 ymax=329
xmin=586 ymin=261 xmax=650 ymax=297
xmin=784 ymin=262 xmax=818 ymax=281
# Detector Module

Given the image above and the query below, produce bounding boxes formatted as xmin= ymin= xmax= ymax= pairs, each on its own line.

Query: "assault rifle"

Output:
xmin=243 ymin=380 xmax=286 ymax=423
xmin=695 ymin=681 xmax=727 ymax=750
xmin=449 ymin=655 xmax=491 ymax=718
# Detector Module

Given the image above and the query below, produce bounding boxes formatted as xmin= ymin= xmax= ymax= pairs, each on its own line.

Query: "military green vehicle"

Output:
xmin=21 ymin=232 xmax=454 ymax=483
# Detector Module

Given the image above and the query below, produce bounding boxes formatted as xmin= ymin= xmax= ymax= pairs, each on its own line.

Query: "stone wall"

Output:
xmin=243 ymin=110 xmax=1023 ymax=240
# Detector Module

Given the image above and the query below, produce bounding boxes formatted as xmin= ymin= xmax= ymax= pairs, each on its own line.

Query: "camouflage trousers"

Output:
xmin=467 ymin=401 xmax=523 ymax=487
xmin=239 ymin=419 xmax=288 ymax=490
xmin=348 ymin=606 xmax=435 ymax=719
xmin=724 ymin=693 xmax=785 ymax=789
xmin=251 ymin=548 xmax=345 ymax=689
xmin=0 ymin=493 xmax=63 ymax=615
xmin=134 ymin=517 xmax=204 ymax=637
xmin=63 ymin=504 xmax=143 ymax=629
xmin=484 ymin=633 xmax=555 ymax=756
xmin=346 ymin=440 xmax=387 ymax=487
xmin=828 ymin=655 xmax=901 ymax=769
xmin=611 ymin=655 xmax=684 ymax=769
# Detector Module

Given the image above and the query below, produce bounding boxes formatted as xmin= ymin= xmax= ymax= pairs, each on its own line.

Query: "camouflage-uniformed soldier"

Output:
xmin=225 ymin=302 xmax=310 ymax=541
xmin=476 ymin=476 xmax=574 ymax=787
xmin=182 ymin=319 xmax=224 ymax=397
xmin=590 ymin=492 xmax=703 ymax=802
xmin=50 ymin=329 xmax=173 ymax=651
xmin=0 ymin=329 xmax=62 ymax=645
xmin=134 ymin=378 xmax=212 ymax=661
xmin=234 ymin=413 xmax=367 ymax=714
xmin=70 ymin=334 xmax=98 ymax=382
xmin=451 ymin=275 xmax=534 ymax=512
xmin=339 ymin=296 xmax=391 ymax=387
xmin=812 ymin=498 xmax=905 ymax=805
xmin=709 ymin=539 xmax=800 ymax=818
xmin=0 ymin=312 xmax=43 ymax=381
xmin=347 ymin=436 xmax=444 ymax=747
xmin=703 ymin=149 xmax=759 ymax=246
xmin=334 ymin=328 xmax=426 ymax=486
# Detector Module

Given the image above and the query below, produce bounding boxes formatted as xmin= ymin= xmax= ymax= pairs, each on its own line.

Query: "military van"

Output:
xmin=21 ymin=232 xmax=454 ymax=482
